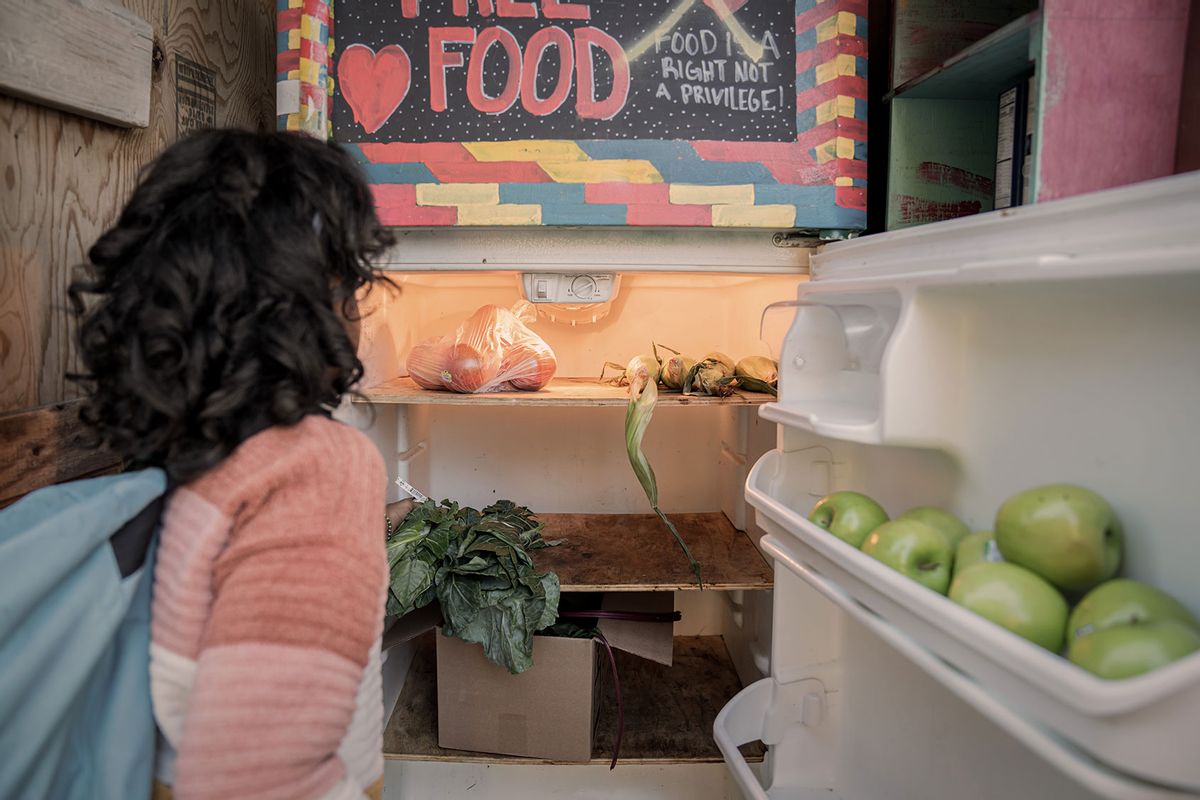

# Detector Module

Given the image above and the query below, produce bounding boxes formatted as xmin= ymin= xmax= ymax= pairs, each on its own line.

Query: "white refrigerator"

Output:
xmin=344 ymin=170 xmax=1200 ymax=799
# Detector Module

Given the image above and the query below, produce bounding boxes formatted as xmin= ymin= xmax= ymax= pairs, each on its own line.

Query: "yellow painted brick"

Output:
xmin=815 ymin=99 xmax=837 ymax=125
xmin=815 ymin=12 xmax=856 ymax=43
xmin=816 ymin=95 xmax=858 ymax=125
xmin=837 ymin=136 xmax=855 ymax=159
xmin=814 ymin=139 xmax=838 ymax=164
xmin=287 ymin=69 xmax=300 ymax=81
xmin=457 ymin=204 xmax=542 ymax=225
xmin=815 ymin=53 xmax=857 ymax=85
xmin=289 ymin=0 xmax=302 ymax=7
xmin=669 ymin=184 xmax=754 ymax=205
xmin=288 ymin=28 xmax=300 ymax=50
xmin=464 ymin=141 xmax=589 ymax=162
xmin=835 ymin=176 xmax=853 ymax=187
xmin=300 ymin=14 xmax=314 ymax=39
xmin=416 ymin=184 xmax=500 ymax=206
xmin=285 ymin=113 xmax=301 ymax=131
xmin=713 ymin=205 xmax=797 ymax=228
xmin=299 ymin=57 xmax=320 ymax=85
xmin=541 ymin=160 xmax=663 ymax=184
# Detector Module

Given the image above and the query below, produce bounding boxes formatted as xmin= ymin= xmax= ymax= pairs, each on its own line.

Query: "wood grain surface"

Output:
xmin=0 ymin=0 xmax=154 ymax=127
xmin=0 ymin=400 xmax=120 ymax=507
xmin=359 ymin=376 xmax=774 ymax=407
xmin=533 ymin=512 xmax=773 ymax=592
xmin=0 ymin=0 xmax=274 ymax=415
xmin=384 ymin=632 xmax=767 ymax=765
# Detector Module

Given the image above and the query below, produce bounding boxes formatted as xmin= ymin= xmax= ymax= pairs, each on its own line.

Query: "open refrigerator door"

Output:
xmin=719 ymin=172 xmax=1200 ymax=800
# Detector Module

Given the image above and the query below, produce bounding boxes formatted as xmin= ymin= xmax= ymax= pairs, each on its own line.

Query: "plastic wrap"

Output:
xmin=406 ymin=303 xmax=557 ymax=393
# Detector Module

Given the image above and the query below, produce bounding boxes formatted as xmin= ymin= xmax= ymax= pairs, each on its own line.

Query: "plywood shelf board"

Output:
xmin=535 ymin=512 xmax=773 ymax=593
xmin=357 ymin=377 xmax=774 ymax=407
xmin=384 ymin=633 xmax=766 ymax=765
xmin=887 ymin=11 xmax=1039 ymax=101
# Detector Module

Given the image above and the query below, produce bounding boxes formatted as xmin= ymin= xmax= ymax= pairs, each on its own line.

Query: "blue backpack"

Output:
xmin=0 ymin=469 xmax=169 ymax=800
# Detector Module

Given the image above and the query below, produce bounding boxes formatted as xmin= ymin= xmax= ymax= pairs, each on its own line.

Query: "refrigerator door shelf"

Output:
xmin=759 ymin=534 xmax=1194 ymax=800
xmin=809 ymin=172 xmax=1200 ymax=284
xmin=746 ymin=450 xmax=1200 ymax=794
xmin=714 ymin=677 xmax=841 ymax=800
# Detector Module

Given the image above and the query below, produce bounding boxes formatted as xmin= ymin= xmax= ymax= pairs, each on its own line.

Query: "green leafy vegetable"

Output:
xmin=386 ymin=498 xmax=561 ymax=674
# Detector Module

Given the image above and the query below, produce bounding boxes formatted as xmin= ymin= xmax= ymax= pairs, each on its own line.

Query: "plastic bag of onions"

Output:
xmin=406 ymin=302 xmax=557 ymax=393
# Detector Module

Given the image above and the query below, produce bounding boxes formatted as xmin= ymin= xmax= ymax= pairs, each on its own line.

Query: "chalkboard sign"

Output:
xmin=333 ymin=0 xmax=797 ymax=142
xmin=283 ymin=0 xmax=869 ymax=230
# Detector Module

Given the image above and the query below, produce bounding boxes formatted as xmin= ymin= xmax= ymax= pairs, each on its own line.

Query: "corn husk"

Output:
xmin=624 ymin=354 xmax=660 ymax=399
xmin=623 ymin=376 xmax=703 ymax=587
xmin=683 ymin=355 xmax=735 ymax=397
xmin=735 ymin=356 xmax=779 ymax=396
xmin=660 ymin=354 xmax=695 ymax=390
xmin=705 ymin=351 xmax=735 ymax=372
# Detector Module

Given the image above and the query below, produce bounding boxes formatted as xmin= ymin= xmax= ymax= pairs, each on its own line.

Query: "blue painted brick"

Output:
xmin=755 ymin=185 xmax=840 ymax=208
xmin=796 ymin=29 xmax=817 ymax=52
xmin=499 ymin=184 xmax=586 ymax=205
xmin=655 ymin=160 xmax=777 ymax=185
xmin=796 ymin=68 xmax=816 ymax=93
xmin=577 ymin=140 xmax=700 ymax=163
xmin=276 ymin=31 xmax=290 ymax=53
xmin=361 ymin=162 xmax=438 ymax=184
xmin=796 ymin=107 xmax=817 ymax=132
xmin=541 ymin=204 xmax=628 ymax=225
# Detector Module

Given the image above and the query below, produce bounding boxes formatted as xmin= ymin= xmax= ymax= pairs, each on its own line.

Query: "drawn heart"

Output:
xmin=337 ymin=44 xmax=411 ymax=135
xmin=702 ymin=0 xmax=749 ymax=20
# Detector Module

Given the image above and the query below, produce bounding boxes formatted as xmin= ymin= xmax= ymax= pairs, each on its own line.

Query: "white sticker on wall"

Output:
xmin=276 ymin=79 xmax=301 ymax=116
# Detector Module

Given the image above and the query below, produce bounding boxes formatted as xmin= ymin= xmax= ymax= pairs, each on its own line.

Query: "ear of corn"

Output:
xmin=684 ymin=355 xmax=735 ymax=397
xmin=624 ymin=372 xmax=704 ymax=587
xmin=660 ymin=354 xmax=695 ymax=390
xmin=705 ymin=352 xmax=735 ymax=372
xmin=735 ymin=355 xmax=779 ymax=396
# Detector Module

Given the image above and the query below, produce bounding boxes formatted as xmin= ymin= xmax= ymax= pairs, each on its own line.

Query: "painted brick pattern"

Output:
xmin=278 ymin=0 xmax=867 ymax=230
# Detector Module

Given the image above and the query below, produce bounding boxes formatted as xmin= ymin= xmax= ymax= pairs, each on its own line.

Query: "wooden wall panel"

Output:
xmin=0 ymin=0 xmax=274 ymax=414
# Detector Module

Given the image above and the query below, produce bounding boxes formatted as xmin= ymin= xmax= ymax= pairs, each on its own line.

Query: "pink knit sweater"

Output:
xmin=149 ymin=415 xmax=387 ymax=799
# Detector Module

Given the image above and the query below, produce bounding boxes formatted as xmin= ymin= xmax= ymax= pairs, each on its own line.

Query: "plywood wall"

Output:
xmin=0 ymin=0 xmax=275 ymax=413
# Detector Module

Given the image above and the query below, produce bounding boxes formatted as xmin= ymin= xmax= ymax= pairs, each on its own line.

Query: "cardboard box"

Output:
xmin=435 ymin=592 xmax=674 ymax=762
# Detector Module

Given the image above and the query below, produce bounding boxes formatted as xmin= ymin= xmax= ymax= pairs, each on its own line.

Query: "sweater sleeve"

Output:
xmin=171 ymin=422 xmax=386 ymax=800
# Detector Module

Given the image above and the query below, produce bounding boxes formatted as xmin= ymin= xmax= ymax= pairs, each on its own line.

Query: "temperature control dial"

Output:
xmin=570 ymin=275 xmax=598 ymax=299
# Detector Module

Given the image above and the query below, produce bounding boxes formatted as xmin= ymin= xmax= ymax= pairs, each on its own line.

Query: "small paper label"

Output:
xmin=276 ymin=79 xmax=301 ymax=116
xmin=395 ymin=477 xmax=428 ymax=503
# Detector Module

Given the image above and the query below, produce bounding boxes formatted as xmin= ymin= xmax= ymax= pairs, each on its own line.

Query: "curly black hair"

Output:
xmin=69 ymin=129 xmax=395 ymax=484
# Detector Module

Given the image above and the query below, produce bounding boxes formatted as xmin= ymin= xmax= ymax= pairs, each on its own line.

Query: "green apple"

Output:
xmin=1068 ymin=621 xmax=1200 ymax=680
xmin=861 ymin=519 xmax=953 ymax=594
xmin=949 ymin=562 xmax=1068 ymax=651
xmin=899 ymin=506 xmax=971 ymax=550
xmin=1067 ymin=579 xmax=1199 ymax=642
xmin=955 ymin=531 xmax=1003 ymax=574
xmin=809 ymin=491 xmax=889 ymax=548
xmin=994 ymin=484 xmax=1122 ymax=592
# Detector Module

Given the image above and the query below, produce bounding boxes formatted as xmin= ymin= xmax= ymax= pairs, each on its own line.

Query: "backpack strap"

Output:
xmin=110 ymin=479 xmax=173 ymax=578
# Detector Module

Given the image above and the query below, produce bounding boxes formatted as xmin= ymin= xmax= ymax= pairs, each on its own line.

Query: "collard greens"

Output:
xmin=387 ymin=499 xmax=560 ymax=674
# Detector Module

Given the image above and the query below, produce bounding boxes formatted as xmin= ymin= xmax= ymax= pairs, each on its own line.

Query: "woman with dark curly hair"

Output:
xmin=69 ymin=129 xmax=408 ymax=800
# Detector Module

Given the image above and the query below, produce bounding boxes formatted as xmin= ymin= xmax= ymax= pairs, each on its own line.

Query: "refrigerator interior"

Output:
xmin=342 ymin=270 xmax=803 ymax=798
xmin=725 ymin=174 xmax=1200 ymax=800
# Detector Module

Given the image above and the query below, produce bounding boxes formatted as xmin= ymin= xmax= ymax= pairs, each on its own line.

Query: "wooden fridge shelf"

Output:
xmin=357 ymin=377 xmax=774 ymax=408
xmin=384 ymin=632 xmax=767 ymax=766
xmin=534 ymin=512 xmax=772 ymax=592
